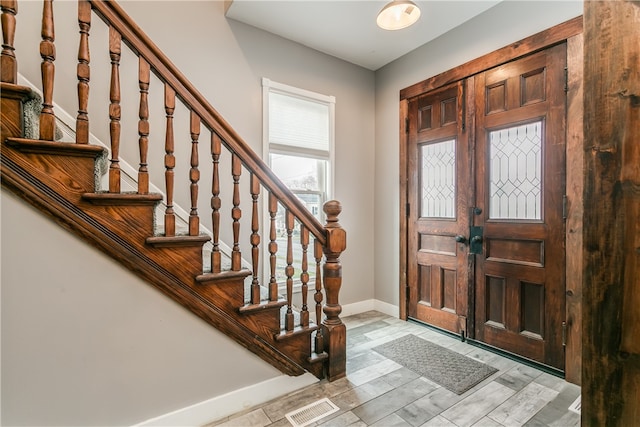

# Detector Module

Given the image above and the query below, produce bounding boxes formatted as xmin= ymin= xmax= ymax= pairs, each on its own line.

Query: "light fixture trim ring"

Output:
xmin=376 ymin=0 xmax=422 ymax=31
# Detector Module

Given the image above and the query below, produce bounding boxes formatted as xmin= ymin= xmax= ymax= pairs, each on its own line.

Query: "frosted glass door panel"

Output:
xmin=421 ymin=139 xmax=456 ymax=218
xmin=489 ymin=121 xmax=542 ymax=220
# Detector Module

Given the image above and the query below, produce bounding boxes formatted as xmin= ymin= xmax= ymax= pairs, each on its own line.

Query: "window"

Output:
xmin=263 ymin=78 xmax=335 ymax=217
xmin=262 ymin=78 xmax=335 ymax=286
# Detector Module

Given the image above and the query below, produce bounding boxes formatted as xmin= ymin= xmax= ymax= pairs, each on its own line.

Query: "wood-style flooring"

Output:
xmin=207 ymin=311 xmax=581 ymax=427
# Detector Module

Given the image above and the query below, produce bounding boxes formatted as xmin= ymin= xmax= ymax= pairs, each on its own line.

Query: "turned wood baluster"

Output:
xmin=108 ymin=26 xmax=121 ymax=192
xmin=299 ymin=225 xmax=310 ymax=327
xmin=163 ymin=84 xmax=176 ymax=236
xmin=284 ymin=211 xmax=295 ymax=331
xmin=314 ymin=239 xmax=325 ymax=353
xmin=210 ymin=133 xmax=222 ymax=273
xmin=39 ymin=0 xmax=56 ymax=140
xmin=268 ymin=193 xmax=279 ymax=301
xmin=137 ymin=57 xmax=150 ymax=194
xmin=231 ymin=154 xmax=242 ymax=270
xmin=189 ymin=111 xmax=200 ymax=236
xmin=322 ymin=200 xmax=347 ymax=381
xmin=75 ymin=0 xmax=90 ymax=144
xmin=1 ymin=0 xmax=17 ymax=84
xmin=250 ymin=174 xmax=261 ymax=304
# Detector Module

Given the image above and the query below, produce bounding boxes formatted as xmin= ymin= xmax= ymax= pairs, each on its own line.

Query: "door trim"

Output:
xmin=399 ymin=16 xmax=583 ymax=383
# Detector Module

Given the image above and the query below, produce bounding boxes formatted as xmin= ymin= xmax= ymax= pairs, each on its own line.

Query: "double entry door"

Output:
xmin=406 ymin=44 xmax=567 ymax=370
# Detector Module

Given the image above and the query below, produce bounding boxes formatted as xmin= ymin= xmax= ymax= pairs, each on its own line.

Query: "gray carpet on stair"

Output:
xmin=22 ymin=91 xmax=63 ymax=141
xmin=372 ymin=334 xmax=497 ymax=394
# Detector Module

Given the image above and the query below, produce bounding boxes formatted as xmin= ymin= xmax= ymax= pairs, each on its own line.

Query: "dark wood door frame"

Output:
xmin=399 ymin=16 xmax=584 ymax=384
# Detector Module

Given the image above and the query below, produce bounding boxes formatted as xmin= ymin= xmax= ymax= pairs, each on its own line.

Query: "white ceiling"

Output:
xmin=225 ymin=1 xmax=502 ymax=71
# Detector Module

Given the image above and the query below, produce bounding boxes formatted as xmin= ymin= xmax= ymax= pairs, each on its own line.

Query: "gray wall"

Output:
xmin=1 ymin=192 xmax=283 ymax=426
xmin=3 ymin=1 xmax=375 ymax=425
xmin=372 ymin=1 xmax=583 ymax=306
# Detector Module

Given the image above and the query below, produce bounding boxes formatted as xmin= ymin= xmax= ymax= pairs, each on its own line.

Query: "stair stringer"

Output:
xmin=0 ymin=140 xmax=309 ymax=378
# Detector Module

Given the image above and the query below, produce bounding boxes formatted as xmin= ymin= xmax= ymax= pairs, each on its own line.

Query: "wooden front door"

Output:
xmin=406 ymin=44 xmax=567 ymax=370
xmin=406 ymin=82 xmax=470 ymax=335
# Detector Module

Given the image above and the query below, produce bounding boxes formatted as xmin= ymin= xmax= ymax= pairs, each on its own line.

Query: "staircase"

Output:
xmin=0 ymin=0 xmax=346 ymax=381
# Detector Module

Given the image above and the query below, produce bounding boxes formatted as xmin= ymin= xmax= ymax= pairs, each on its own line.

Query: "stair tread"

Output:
xmin=275 ymin=323 xmax=319 ymax=341
xmin=146 ymin=234 xmax=211 ymax=247
xmin=82 ymin=191 xmax=163 ymax=206
xmin=308 ymin=351 xmax=329 ymax=364
xmin=239 ymin=298 xmax=288 ymax=314
xmin=196 ymin=268 xmax=252 ymax=283
xmin=0 ymin=82 xmax=38 ymax=101
xmin=5 ymin=137 xmax=105 ymax=157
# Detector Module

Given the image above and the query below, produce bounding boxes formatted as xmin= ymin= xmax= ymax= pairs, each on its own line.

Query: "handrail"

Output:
xmin=88 ymin=0 xmax=326 ymax=244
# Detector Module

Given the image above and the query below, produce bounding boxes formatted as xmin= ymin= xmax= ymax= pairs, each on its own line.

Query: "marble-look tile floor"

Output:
xmin=207 ymin=311 xmax=581 ymax=427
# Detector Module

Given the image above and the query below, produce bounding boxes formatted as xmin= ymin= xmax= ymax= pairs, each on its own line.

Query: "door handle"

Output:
xmin=455 ymin=235 xmax=467 ymax=244
xmin=469 ymin=226 xmax=483 ymax=254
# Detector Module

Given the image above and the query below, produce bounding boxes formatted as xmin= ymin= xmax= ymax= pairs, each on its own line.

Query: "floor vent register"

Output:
xmin=284 ymin=398 xmax=340 ymax=427
xmin=568 ymin=395 xmax=581 ymax=414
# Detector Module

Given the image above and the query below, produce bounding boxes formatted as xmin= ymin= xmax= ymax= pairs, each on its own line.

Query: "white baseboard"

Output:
xmin=134 ymin=373 xmax=318 ymax=427
xmin=373 ymin=299 xmax=400 ymax=318
xmin=132 ymin=299 xmax=398 ymax=426
xmin=341 ymin=299 xmax=399 ymax=318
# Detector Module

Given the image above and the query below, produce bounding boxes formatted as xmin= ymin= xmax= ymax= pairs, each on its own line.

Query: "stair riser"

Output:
xmin=197 ymin=281 xmax=282 ymax=335
xmin=1 ymin=97 xmax=24 ymax=141
xmin=0 ymin=83 xmax=34 ymax=141
xmin=1 ymin=143 xmax=97 ymax=198
xmin=197 ymin=278 xmax=246 ymax=309
xmin=276 ymin=333 xmax=323 ymax=378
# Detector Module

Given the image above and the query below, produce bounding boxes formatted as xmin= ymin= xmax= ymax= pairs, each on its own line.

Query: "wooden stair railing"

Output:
xmin=0 ymin=0 xmax=346 ymax=381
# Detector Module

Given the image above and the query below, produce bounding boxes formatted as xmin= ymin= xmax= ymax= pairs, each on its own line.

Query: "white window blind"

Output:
xmin=262 ymin=78 xmax=335 ymax=195
xmin=269 ymin=92 xmax=330 ymax=152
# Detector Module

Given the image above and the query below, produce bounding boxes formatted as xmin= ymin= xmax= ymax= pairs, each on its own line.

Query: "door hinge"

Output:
xmin=405 ymin=116 xmax=409 ymax=133
xmin=564 ymin=67 xmax=569 ymax=93
xmin=406 ymin=203 xmax=410 ymax=217
xmin=461 ymin=81 xmax=466 ymax=131
xmin=562 ymin=321 xmax=567 ymax=346
xmin=562 ymin=195 xmax=568 ymax=220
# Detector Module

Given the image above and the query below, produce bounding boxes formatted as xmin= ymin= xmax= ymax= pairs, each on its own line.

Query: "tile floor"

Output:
xmin=207 ymin=311 xmax=581 ymax=427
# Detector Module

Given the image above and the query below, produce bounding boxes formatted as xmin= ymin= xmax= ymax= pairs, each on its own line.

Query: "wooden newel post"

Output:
xmin=322 ymin=200 xmax=346 ymax=381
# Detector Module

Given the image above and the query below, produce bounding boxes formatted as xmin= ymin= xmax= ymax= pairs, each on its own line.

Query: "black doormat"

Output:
xmin=372 ymin=334 xmax=497 ymax=395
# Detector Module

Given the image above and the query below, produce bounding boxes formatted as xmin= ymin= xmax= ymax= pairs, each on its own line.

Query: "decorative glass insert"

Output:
xmin=489 ymin=121 xmax=542 ymax=220
xmin=421 ymin=139 xmax=456 ymax=218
